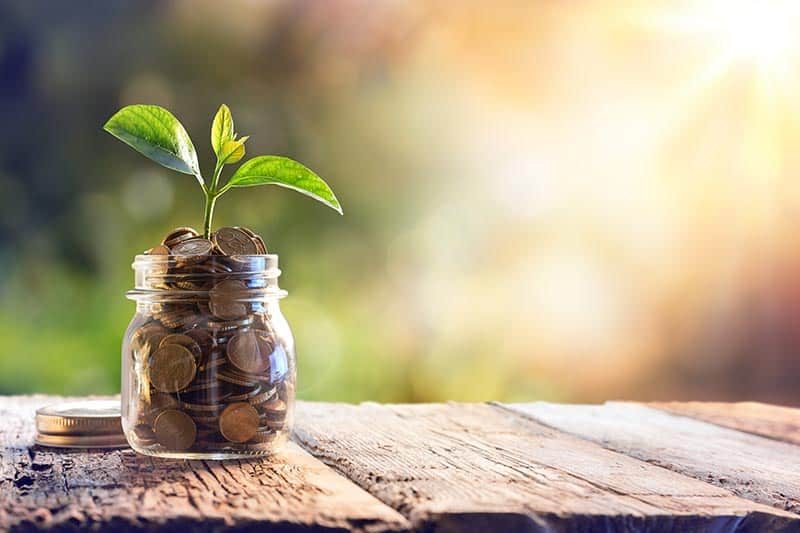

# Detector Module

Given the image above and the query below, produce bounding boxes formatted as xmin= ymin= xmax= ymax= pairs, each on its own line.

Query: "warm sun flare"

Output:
xmin=643 ymin=0 xmax=800 ymax=79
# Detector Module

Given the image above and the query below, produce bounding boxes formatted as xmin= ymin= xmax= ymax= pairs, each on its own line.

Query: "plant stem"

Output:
xmin=202 ymin=193 xmax=217 ymax=239
xmin=202 ymin=161 xmax=225 ymax=238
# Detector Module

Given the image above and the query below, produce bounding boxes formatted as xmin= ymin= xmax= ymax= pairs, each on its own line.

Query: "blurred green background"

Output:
xmin=2 ymin=1 xmax=800 ymax=404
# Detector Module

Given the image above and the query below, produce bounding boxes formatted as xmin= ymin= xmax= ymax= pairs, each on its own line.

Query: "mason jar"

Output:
xmin=121 ymin=253 xmax=295 ymax=459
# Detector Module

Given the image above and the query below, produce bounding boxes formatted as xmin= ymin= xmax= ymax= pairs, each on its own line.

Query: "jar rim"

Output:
xmin=129 ymin=253 xmax=286 ymax=300
xmin=131 ymin=253 xmax=281 ymax=276
xmin=132 ymin=252 xmax=279 ymax=264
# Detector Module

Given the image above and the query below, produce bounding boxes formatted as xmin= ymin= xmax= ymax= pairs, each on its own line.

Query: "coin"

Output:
xmin=144 ymin=245 xmax=171 ymax=275
xmin=171 ymin=237 xmax=214 ymax=257
xmin=175 ymin=277 xmax=209 ymax=291
xmin=227 ymin=383 xmax=263 ymax=402
xmin=225 ymin=366 xmax=274 ymax=383
xmin=253 ymin=235 xmax=267 ymax=254
xmin=238 ymin=226 xmax=257 ymax=239
xmin=217 ymin=369 xmax=260 ymax=387
xmin=159 ymin=334 xmax=202 ymax=361
xmin=262 ymin=398 xmax=287 ymax=425
xmin=162 ymin=227 xmax=199 ymax=248
xmin=197 ymin=354 xmax=227 ymax=372
xmin=192 ymin=414 xmax=221 ymax=427
xmin=219 ymin=402 xmax=259 ymax=443
xmin=153 ymin=409 xmax=197 ymax=450
xmin=237 ymin=226 xmax=267 ymax=254
xmin=192 ymin=259 xmax=233 ymax=274
xmin=248 ymin=385 xmax=277 ymax=405
xmin=250 ymin=429 xmax=277 ymax=444
xmin=145 ymin=245 xmax=170 ymax=256
xmin=131 ymin=323 xmax=168 ymax=358
xmin=133 ymin=423 xmax=156 ymax=444
xmin=213 ymin=227 xmax=259 ymax=256
xmin=139 ymin=392 xmax=180 ymax=425
xmin=185 ymin=328 xmax=214 ymax=362
xmin=156 ymin=307 xmax=200 ymax=329
xmin=209 ymin=279 xmax=248 ymax=320
xmin=207 ymin=316 xmax=253 ymax=332
xmin=181 ymin=398 xmax=229 ymax=412
xmin=148 ymin=344 xmax=197 ymax=393
xmin=183 ymin=377 xmax=225 ymax=393
xmin=226 ymin=330 xmax=273 ymax=374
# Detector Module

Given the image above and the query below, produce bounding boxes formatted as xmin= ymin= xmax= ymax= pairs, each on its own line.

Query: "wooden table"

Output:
xmin=2 ymin=397 xmax=799 ymax=532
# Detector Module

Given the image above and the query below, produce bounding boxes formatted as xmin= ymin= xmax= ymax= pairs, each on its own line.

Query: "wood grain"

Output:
xmin=504 ymin=402 xmax=800 ymax=517
xmin=294 ymin=401 xmax=798 ymax=532
xmin=0 ymin=395 xmax=408 ymax=532
xmin=651 ymin=401 xmax=800 ymax=446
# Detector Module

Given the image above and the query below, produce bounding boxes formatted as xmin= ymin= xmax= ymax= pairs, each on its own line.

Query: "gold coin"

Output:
xmin=159 ymin=334 xmax=202 ymax=360
xmin=209 ymin=279 xmax=248 ymax=320
xmin=226 ymin=330 xmax=273 ymax=374
xmin=148 ymin=344 xmax=197 ymax=393
xmin=153 ymin=409 xmax=196 ymax=451
xmin=219 ymin=402 xmax=259 ymax=443
xmin=162 ymin=226 xmax=199 ymax=248
xmin=213 ymin=227 xmax=259 ymax=256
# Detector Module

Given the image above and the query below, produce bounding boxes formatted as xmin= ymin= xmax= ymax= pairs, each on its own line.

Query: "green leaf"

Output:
xmin=104 ymin=105 xmax=202 ymax=184
xmin=226 ymin=156 xmax=342 ymax=214
xmin=211 ymin=104 xmax=234 ymax=156
xmin=219 ymin=136 xmax=248 ymax=165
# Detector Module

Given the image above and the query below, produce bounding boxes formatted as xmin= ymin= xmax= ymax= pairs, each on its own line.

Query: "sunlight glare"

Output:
xmin=719 ymin=0 xmax=798 ymax=68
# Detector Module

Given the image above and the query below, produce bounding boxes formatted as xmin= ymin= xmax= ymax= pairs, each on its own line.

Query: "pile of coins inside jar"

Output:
xmin=126 ymin=226 xmax=292 ymax=455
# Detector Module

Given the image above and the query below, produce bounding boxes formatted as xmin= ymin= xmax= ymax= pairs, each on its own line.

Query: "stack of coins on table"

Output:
xmin=126 ymin=226 xmax=293 ymax=455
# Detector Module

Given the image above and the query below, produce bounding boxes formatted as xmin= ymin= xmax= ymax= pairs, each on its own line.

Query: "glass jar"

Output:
xmin=121 ymin=253 xmax=295 ymax=459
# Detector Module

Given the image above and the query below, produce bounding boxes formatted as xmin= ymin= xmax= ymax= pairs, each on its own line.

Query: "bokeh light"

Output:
xmin=1 ymin=0 xmax=800 ymax=404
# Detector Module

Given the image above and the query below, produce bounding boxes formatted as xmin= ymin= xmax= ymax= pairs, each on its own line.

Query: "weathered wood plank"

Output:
xmin=294 ymin=401 xmax=798 ymax=532
xmin=651 ymin=402 xmax=800 ymax=446
xmin=504 ymin=402 xmax=800 ymax=517
xmin=0 ymin=395 xmax=408 ymax=532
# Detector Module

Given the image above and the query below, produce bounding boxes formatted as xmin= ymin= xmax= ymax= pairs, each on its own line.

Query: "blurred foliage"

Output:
xmin=2 ymin=1 xmax=800 ymax=404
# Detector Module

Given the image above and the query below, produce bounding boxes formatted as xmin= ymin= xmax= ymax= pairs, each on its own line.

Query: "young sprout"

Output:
xmin=104 ymin=104 xmax=342 ymax=238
